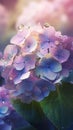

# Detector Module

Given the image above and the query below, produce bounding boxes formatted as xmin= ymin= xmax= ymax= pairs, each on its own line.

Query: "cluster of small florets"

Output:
xmin=0 ymin=24 xmax=73 ymax=103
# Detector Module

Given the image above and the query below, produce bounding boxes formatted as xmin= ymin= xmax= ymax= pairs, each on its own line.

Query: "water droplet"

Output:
xmin=18 ymin=24 xmax=24 ymax=31
xmin=44 ymin=23 xmax=50 ymax=28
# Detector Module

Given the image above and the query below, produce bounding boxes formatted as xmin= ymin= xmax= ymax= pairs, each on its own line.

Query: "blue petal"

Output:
xmin=0 ymin=106 xmax=8 ymax=114
xmin=35 ymin=79 xmax=56 ymax=98
xmin=40 ymin=58 xmax=62 ymax=72
xmin=36 ymin=66 xmax=57 ymax=81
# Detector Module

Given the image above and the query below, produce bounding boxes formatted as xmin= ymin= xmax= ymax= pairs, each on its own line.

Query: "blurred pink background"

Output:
xmin=0 ymin=0 xmax=73 ymax=42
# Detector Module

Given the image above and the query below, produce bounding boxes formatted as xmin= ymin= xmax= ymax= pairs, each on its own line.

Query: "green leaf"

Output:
xmin=12 ymin=99 xmax=57 ymax=130
xmin=12 ymin=100 xmax=44 ymax=125
xmin=40 ymin=82 xmax=73 ymax=130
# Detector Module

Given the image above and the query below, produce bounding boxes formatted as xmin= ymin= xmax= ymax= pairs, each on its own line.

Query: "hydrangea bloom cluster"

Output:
xmin=0 ymin=24 xmax=73 ymax=103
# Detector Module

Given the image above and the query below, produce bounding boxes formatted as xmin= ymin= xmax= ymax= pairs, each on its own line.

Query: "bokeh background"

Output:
xmin=0 ymin=0 xmax=73 ymax=47
xmin=0 ymin=0 xmax=73 ymax=44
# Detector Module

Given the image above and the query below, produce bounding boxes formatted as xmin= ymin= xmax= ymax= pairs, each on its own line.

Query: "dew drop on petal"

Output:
xmin=44 ymin=23 xmax=50 ymax=28
xmin=17 ymin=24 xmax=24 ymax=31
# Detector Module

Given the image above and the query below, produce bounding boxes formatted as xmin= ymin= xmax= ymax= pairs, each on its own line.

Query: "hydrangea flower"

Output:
xmin=0 ymin=24 xmax=73 ymax=103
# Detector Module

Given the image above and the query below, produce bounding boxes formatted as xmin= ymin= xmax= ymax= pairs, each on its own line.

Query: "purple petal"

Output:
xmin=24 ymin=54 xmax=36 ymax=71
xmin=22 ymin=36 xmax=37 ymax=53
xmin=10 ymin=28 xmax=29 ymax=46
xmin=4 ymin=45 xmax=18 ymax=59
xmin=13 ymin=63 xmax=24 ymax=71
xmin=50 ymin=46 xmax=70 ymax=63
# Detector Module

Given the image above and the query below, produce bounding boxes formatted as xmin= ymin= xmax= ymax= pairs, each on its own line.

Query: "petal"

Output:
xmin=0 ymin=106 xmax=8 ymax=114
xmin=34 ymin=79 xmax=55 ymax=98
xmin=10 ymin=90 xmax=23 ymax=97
xmin=40 ymin=58 xmax=62 ymax=72
xmin=13 ymin=63 xmax=24 ymax=71
xmin=36 ymin=67 xmax=57 ymax=81
xmin=10 ymin=28 xmax=29 ymax=46
xmin=14 ymin=77 xmax=22 ymax=85
xmin=23 ymin=36 xmax=37 ymax=53
xmin=21 ymin=79 xmax=33 ymax=91
xmin=5 ymin=78 xmax=15 ymax=90
xmin=50 ymin=46 xmax=70 ymax=63
xmin=62 ymin=51 xmax=73 ymax=70
xmin=8 ymin=68 xmax=19 ymax=80
xmin=16 ymin=78 xmax=33 ymax=93
xmin=48 ymin=59 xmax=62 ymax=72
xmin=24 ymin=54 xmax=36 ymax=71
xmin=14 ymin=55 xmax=24 ymax=64
xmin=20 ymin=71 xmax=30 ymax=80
xmin=33 ymin=86 xmax=44 ymax=101
xmin=13 ymin=55 xmax=25 ymax=70
xmin=45 ymin=26 xmax=56 ymax=37
xmin=42 ymin=86 xmax=50 ymax=97
xmin=39 ymin=33 xmax=50 ymax=43
xmin=4 ymin=45 xmax=17 ymax=59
